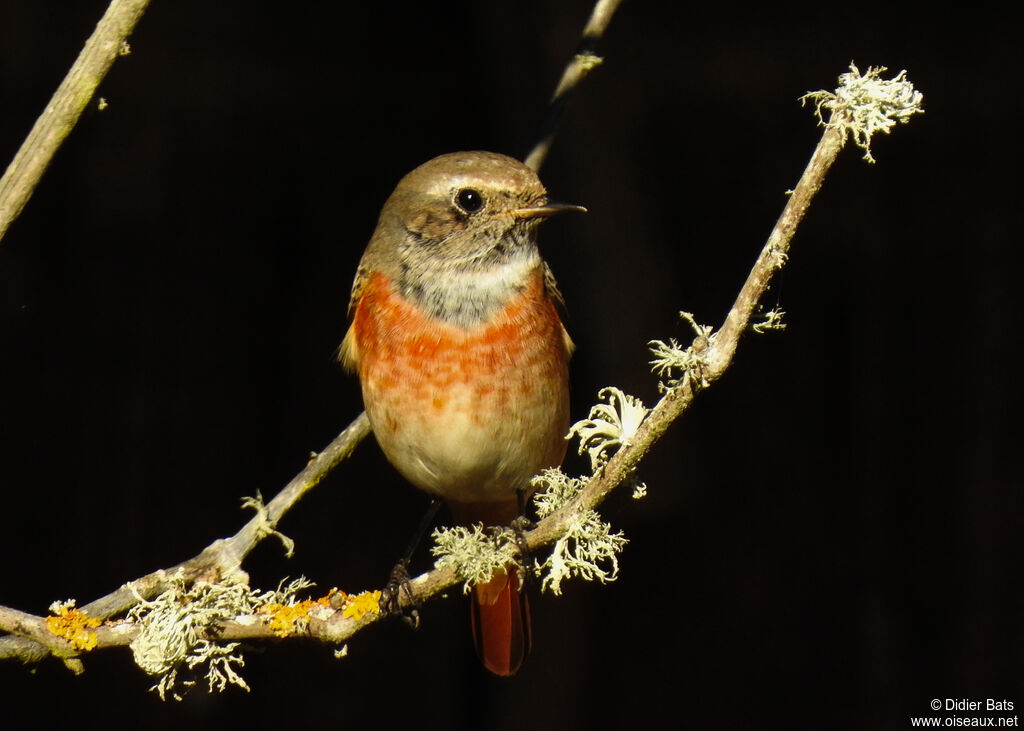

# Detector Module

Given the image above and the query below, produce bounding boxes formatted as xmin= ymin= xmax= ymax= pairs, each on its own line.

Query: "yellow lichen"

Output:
xmin=258 ymin=592 xmax=337 ymax=637
xmin=342 ymin=590 xmax=382 ymax=620
xmin=46 ymin=600 xmax=102 ymax=651
xmin=259 ymin=600 xmax=316 ymax=637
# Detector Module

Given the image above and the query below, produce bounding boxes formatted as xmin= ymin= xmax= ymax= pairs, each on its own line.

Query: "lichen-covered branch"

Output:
xmin=524 ymin=64 xmax=923 ymax=548
xmin=0 ymin=413 xmax=371 ymax=664
xmin=0 ymin=0 xmax=151 ymax=244
xmin=0 ymin=604 xmax=77 ymax=661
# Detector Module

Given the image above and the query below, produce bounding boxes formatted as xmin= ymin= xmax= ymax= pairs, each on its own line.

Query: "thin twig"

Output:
xmin=528 ymin=58 xmax=926 ymax=541
xmin=531 ymin=124 xmax=848 ymax=538
xmin=0 ymin=0 xmax=151 ymax=244
xmin=0 ymin=413 xmax=371 ymax=662
xmin=82 ymin=411 xmax=373 ymax=620
xmin=523 ymin=0 xmax=625 ymax=172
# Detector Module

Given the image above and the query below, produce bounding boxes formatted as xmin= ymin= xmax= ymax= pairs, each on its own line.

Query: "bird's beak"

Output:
xmin=510 ymin=201 xmax=587 ymax=220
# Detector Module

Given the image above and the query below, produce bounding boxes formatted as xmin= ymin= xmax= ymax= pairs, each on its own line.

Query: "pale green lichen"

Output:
xmin=801 ymin=62 xmax=924 ymax=163
xmin=567 ymin=387 xmax=649 ymax=473
xmin=241 ymin=491 xmax=295 ymax=557
xmin=768 ymin=246 xmax=789 ymax=271
xmin=531 ymin=467 xmax=587 ymax=517
xmin=753 ymin=306 xmax=787 ymax=334
xmin=530 ymin=469 xmax=628 ymax=596
xmin=48 ymin=598 xmax=78 ymax=615
xmin=574 ymin=52 xmax=604 ymax=71
xmin=431 ymin=469 xmax=629 ymax=597
xmin=649 ymin=312 xmax=713 ymax=391
xmin=538 ymin=511 xmax=628 ymax=596
xmin=430 ymin=525 xmax=520 ymax=593
xmin=127 ymin=575 xmax=314 ymax=701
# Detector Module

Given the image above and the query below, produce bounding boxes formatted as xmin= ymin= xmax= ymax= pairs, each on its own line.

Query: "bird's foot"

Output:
xmin=379 ymin=558 xmax=420 ymax=629
xmin=509 ymin=515 xmax=535 ymax=587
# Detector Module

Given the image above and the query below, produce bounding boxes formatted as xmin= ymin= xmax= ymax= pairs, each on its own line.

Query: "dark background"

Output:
xmin=1 ymin=2 xmax=1020 ymax=729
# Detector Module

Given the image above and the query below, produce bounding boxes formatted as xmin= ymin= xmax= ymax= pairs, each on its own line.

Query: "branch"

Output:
xmin=533 ymin=64 xmax=923 ymax=534
xmin=0 ymin=605 xmax=77 ymax=663
xmin=523 ymin=0 xmax=625 ymax=172
xmin=0 ymin=0 xmax=151 ymax=244
xmin=0 ymin=413 xmax=371 ymax=663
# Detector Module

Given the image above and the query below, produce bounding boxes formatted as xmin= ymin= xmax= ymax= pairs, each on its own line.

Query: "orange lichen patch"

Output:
xmin=46 ymin=606 xmax=102 ymax=651
xmin=259 ymin=593 xmax=336 ymax=637
xmin=342 ymin=590 xmax=382 ymax=620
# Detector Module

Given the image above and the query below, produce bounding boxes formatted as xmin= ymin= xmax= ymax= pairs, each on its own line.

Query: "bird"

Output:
xmin=338 ymin=151 xmax=581 ymax=675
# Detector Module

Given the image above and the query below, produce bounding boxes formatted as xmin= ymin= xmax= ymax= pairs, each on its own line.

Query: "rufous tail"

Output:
xmin=469 ymin=565 xmax=531 ymax=676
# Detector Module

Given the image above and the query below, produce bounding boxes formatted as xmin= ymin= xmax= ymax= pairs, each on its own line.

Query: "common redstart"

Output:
xmin=340 ymin=151 xmax=580 ymax=675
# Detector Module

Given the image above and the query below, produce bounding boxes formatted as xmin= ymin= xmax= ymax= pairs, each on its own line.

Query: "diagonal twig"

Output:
xmin=524 ymin=0 xmax=625 ymax=172
xmin=0 ymin=0 xmax=151 ymax=244
xmin=0 ymin=414 xmax=371 ymax=662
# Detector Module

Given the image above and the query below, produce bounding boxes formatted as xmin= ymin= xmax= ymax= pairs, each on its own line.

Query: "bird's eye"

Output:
xmin=454 ymin=188 xmax=485 ymax=214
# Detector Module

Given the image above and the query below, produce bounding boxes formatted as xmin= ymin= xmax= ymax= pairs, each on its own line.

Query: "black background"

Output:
xmin=1 ymin=2 xmax=1021 ymax=729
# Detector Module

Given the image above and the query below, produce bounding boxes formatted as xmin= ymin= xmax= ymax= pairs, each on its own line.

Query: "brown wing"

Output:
xmin=337 ymin=324 xmax=359 ymax=371
xmin=543 ymin=261 xmax=575 ymax=357
xmin=336 ymin=262 xmax=371 ymax=371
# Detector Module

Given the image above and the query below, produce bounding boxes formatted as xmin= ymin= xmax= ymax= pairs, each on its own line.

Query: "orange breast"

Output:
xmin=351 ymin=268 xmax=571 ymax=505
